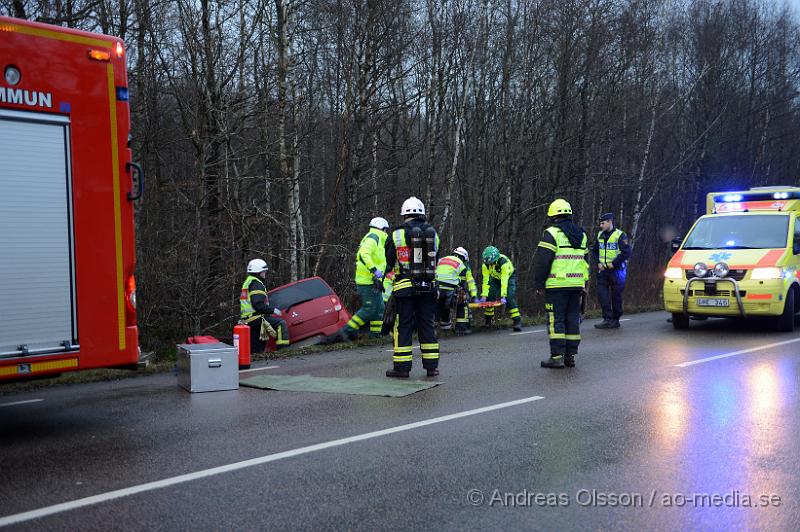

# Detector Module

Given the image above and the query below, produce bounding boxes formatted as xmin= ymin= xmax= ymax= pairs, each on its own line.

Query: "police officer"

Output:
xmin=384 ymin=197 xmax=440 ymax=378
xmin=591 ymin=213 xmax=631 ymax=329
xmin=534 ymin=200 xmax=589 ymax=368
xmin=435 ymin=247 xmax=478 ymax=334
xmin=240 ymin=259 xmax=290 ymax=352
xmin=340 ymin=217 xmax=390 ymax=339
xmin=480 ymin=246 xmax=523 ymax=331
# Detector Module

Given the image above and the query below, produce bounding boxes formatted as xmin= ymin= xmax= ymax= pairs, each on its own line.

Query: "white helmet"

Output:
xmin=247 ymin=258 xmax=268 ymax=273
xmin=369 ymin=217 xmax=389 ymax=230
xmin=400 ymin=196 xmax=425 ymax=216
xmin=453 ymin=247 xmax=469 ymax=261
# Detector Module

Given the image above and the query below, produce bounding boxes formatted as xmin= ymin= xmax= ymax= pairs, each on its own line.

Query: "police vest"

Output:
xmin=545 ymin=227 xmax=588 ymax=289
xmin=355 ymin=228 xmax=388 ymax=285
xmin=597 ymin=229 xmax=624 ymax=267
xmin=436 ymin=255 xmax=466 ymax=287
xmin=240 ymin=275 xmax=267 ymax=321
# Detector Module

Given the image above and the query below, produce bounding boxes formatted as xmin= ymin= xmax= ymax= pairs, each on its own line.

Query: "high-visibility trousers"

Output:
xmin=346 ymin=284 xmax=385 ymax=336
xmin=485 ymin=276 xmax=521 ymax=321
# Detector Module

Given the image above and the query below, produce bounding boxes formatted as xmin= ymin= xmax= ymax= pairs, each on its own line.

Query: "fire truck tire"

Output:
xmin=671 ymin=313 xmax=690 ymax=330
xmin=776 ymin=287 xmax=796 ymax=333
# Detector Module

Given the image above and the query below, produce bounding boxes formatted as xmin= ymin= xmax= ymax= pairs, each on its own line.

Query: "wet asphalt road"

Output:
xmin=1 ymin=311 xmax=799 ymax=531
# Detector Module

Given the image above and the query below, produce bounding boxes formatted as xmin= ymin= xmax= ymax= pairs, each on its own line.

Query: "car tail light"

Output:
xmin=331 ymin=296 xmax=342 ymax=312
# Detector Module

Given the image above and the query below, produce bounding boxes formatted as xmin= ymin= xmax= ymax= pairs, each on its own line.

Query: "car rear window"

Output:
xmin=268 ymin=278 xmax=334 ymax=309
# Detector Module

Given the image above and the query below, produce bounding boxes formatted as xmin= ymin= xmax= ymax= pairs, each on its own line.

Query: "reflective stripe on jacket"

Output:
xmin=545 ymin=227 xmax=589 ymax=289
xmin=436 ymin=255 xmax=477 ymax=297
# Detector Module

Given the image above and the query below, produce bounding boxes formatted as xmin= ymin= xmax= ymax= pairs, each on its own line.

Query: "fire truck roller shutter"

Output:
xmin=0 ymin=109 xmax=77 ymax=356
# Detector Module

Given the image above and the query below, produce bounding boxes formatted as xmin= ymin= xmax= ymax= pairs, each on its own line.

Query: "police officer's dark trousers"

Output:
xmin=393 ymin=292 xmax=439 ymax=372
xmin=597 ymin=268 xmax=626 ymax=321
xmin=545 ymin=289 xmax=582 ymax=357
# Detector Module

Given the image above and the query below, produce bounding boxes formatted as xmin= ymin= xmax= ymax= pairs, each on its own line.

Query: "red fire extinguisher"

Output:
xmin=233 ymin=323 xmax=251 ymax=369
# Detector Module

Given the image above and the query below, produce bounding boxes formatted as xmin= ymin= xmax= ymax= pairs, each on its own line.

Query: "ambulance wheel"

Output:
xmin=776 ymin=287 xmax=796 ymax=333
xmin=671 ymin=313 xmax=690 ymax=330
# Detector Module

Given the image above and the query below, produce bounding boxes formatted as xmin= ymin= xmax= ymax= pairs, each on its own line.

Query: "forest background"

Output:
xmin=3 ymin=0 xmax=800 ymax=348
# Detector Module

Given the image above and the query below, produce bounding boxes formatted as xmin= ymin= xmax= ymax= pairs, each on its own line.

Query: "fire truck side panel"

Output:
xmin=0 ymin=17 xmax=138 ymax=380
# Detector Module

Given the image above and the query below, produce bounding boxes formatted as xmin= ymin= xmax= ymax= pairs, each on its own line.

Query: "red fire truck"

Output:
xmin=0 ymin=17 xmax=141 ymax=381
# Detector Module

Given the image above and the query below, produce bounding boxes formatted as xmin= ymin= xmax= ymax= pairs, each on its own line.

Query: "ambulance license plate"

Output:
xmin=696 ymin=298 xmax=729 ymax=307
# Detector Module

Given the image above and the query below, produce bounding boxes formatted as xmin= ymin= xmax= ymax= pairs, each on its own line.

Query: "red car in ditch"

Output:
xmin=263 ymin=277 xmax=351 ymax=351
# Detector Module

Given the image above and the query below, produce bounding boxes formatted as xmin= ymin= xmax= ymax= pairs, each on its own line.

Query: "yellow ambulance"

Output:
xmin=663 ymin=186 xmax=800 ymax=331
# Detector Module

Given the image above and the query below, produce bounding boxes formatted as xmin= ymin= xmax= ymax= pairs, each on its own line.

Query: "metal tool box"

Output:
xmin=176 ymin=342 xmax=239 ymax=393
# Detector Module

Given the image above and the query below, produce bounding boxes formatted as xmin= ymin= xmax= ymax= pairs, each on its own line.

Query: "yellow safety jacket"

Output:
xmin=355 ymin=228 xmax=388 ymax=285
xmin=545 ymin=227 xmax=589 ymax=289
xmin=436 ymin=255 xmax=477 ymax=297
xmin=481 ymin=254 xmax=514 ymax=298
xmin=240 ymin=275 xmax=267 ymax=323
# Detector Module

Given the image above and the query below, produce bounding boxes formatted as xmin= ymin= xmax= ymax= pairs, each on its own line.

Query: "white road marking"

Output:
xmin=510 ymin=329 xmax=545 ymax=336
xmin=239 ymin=366 xmax=280 ymax=374
xmin=0 ymin=399 xmax=43 ymax=408
xmin=675 ymin=337 xmax=800 ymax=367
xmin=0 ymin=395 xmax=544 ymax=527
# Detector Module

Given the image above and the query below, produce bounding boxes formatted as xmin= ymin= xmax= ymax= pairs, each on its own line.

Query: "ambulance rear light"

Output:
xmin=116 ymin=42 xmax=124 ymax=58
xmin=88 ymin=49 xmax=111 ymax=62
xmin=126 ymin=275 xmax=137 ymax=311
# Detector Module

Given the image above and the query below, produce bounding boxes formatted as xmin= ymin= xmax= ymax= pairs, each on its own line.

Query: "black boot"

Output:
xmin=594 ymin=320 xmax=613 ymax=329
xmin=484 ymin=317 xmax=493 ymax=327
xmin=564 ymin=354 xmax=575 ymax=367
xmin=386 ymin=369 xmax=410 ymax=379
xmin=540 ymin=355 xmax=565 ymax=369
xmin=426 ymin=368 xmax=439 ymax=377
xmin=609 ymin=319 xmax=620 ymax=328
xmin=512 ymin=318 xmax=523 ymax=332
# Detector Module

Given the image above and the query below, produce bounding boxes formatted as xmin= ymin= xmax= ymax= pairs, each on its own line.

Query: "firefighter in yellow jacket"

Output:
xmin=533 ymin=199 xmax=589 ymax=368
xmin=240 ymin=259 xmax=290 ymax=352
xmin=436 ymin=247 xmax=478 ymax=333
xmin=384 ymin=197 xmax=440 ymax=378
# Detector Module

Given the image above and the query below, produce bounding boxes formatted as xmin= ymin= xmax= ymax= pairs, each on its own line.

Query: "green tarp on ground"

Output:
xmin=240 ymin=374 xmax=442 ymax=397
